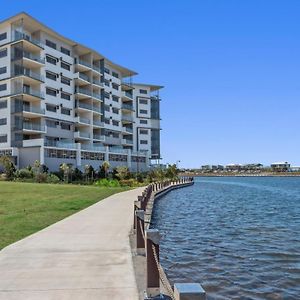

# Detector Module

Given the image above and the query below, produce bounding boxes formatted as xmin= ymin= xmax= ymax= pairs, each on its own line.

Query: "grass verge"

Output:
xmin=0 ymin=181 xmax=128 ymax=249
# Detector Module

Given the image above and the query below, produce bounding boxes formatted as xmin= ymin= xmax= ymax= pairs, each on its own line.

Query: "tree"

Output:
xmin=0 ymin=156 xmax=16 ymax=180
xmin=84 ymin=164 xmax=95 ymax=182
xmin=115 ymin=166 xmax=129 ymax=181
xmin=101 ymin=161 xmax=110 ymax=178
xmin=165 ymin=164 xmax=179 ymax=180
xmin=60 ymin=163 xmax=73 ymax=183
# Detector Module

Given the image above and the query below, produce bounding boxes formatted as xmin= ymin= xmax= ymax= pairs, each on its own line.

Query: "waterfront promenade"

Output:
xmin=0 ymin=187 xmax=144 ymax=300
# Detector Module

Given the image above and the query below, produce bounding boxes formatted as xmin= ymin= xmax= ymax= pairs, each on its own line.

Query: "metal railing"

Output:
xmin=13 ymin=32 xmax=43 ymax=48
xmin=23 ymin=122 xmax=45 ymax=131
xmin=124 ymin=91 xmax=133 ymax=99
xmin=93 ymin=120 xmax=104 ymax=127
xmin=77 ymin=116 xmax=90 ymax=124
xmin=122 ymin=138 xmax=133 ymax=145
xmin=123 ymin=127 xmax=133 ymax=133
xmin=77 ymin=59 xmax=91 ymax=68
xmin=121 ymin=103 xmax=134 ymax=111
xmin=76 ymin=72 xmax=90 ymax=82
xmin=75 ymin=131 xmax=90 ymax=138
xmin=12 ymin=51 xmax=44 ymax=64
xmin=13 ymin=87 xmax=44 ymax=99
xmin=12 ymin=68 xmax=44 ymax=82
xmin=121 ymin=114 xmax=134 ymax=122
xmin=44 ymin=140 xmax=77 ymax=149
xmin=23 ymin=105 xmax=45 ymax=115
xmin=93 ymin=134 xmax=105 ymax=141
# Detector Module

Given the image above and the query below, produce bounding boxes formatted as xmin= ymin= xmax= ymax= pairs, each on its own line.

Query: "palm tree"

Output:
xmin=60 ymin=163 xmax=70 ymax=182
xmin=102 ymin=161 xmax=110 ymax=178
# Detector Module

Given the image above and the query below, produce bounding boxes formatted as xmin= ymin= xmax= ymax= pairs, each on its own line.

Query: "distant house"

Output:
xmin=271 ymin=162 xmax=290 ymax=172
xmin=290 ymin=166 xmax=300 ymax=172
xmin=242 ymin=163 xmax=263 ymax=171
xmin=212 ymin=165 xmax=224 ymax=171
xmin=201 ymin=165 xmax=212 ymax=171
xmin=225 ymin=164 xmax=242 ymax=171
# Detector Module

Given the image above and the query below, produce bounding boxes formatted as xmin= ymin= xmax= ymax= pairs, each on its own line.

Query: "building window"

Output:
xmin=140 ymin=129 xmax=148 ymax=135
xmin=61 ymin=92 xmax=71 ymax=100
xmin=104 ymin=118 xmax=110 ymax=124
xmin=139 ymin=99 xmax=148 ymax=104
xmin=132 ymin=156 xmax=146 ymax=163
xmin=140 ymin=140 xmax=148 ymax=145
xmin=104 ymin=92 xmax=110 ymax=99
xmin=46 ymin=71 xmax=57 ymax=81
xmin=0 ymin=84 xmax=7 ymax=91
xmin=0 ymin=100 xmax=7 ymax=109
xmin=46 ymin=87 xmax=57 ymax=96
xmin=0 ymin=134 xmax=7 ymax=143
xmin=0 ymin=118 xmax=7 ymax=125
xmin=112 ymin=107 xmax=119 ymax=114
xmin=61 ymin=76 xmax=71 ymax=86
xmin=139 ymin=89 xmax=148 ymax=94
xmin=104 ymin=105 xmax=110 ymax=112
xmin=112 ymin=95 xmax=119 ymax=102
xmin=140 ymin=119 xmax=148 ymax=124
xmin=61 ymin=107 xmax=71 ymax=115
xmin=0 ymin=48 xmax=7 ymax=58
xmin=46 ymin=119 xmax=57 ymax=128
xmin=112 ymin=120 xmax=119 ymax=126
xmin=112 ymin=83 xmax=119 ymax=90
xmin=104 ymin=67 xmax=110 ymax=74
xmin=61 ymin=122 xmax=71 ymax=130
xmin=104 ymin=79 xmax=110 ymax=87
xmin=108 ymin=154 xmax=127 ymax=162
xmin=139 ymin=109 xmax=148 ymax=114
xmin=112 ymin=71 xmax=119 ymax=78
xmin=46 ymin=104 xmax=57 ymax=112
xmin=46 ymin=55 xmax=57 ymax=65
xmin=61 ymin=46 xmax=70 ymax=56
xmin=0 ymin=32 xmax=7 ymax=41
xmin=45 ymin=148 xmax=76 ymax=159
xmin=0 ymin=66 xmax=6 ymax=75
xmin=61 ymin=61 xmax=71 ymax=71
xmin=46 ymin=39 xmax=57 ymax=49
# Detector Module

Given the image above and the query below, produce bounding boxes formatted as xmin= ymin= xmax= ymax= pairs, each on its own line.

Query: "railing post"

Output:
xmin=174 ymin=283 xmax=206 ymax=300
xmin=133 ymin=200 xmax=141 ymax=230
xmin=136 ymin=210 xmax=145 ymax=255
xmin=146 ymin=229 xmax=161 ymax=297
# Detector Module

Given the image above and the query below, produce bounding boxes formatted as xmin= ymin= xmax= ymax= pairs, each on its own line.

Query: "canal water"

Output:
xmin=151 ymin=177 xmax=300 ymax=299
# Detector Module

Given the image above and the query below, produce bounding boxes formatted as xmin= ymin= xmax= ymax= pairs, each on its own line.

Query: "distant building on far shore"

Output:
xmin=271 ymin=162 xmax=290 ymax=172
xmin=225 ymin=164 xmax=242 ymax=172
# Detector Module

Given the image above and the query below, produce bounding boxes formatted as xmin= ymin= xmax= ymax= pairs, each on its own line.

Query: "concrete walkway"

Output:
xmin=0 ymin=187 xmax=144 ymax=300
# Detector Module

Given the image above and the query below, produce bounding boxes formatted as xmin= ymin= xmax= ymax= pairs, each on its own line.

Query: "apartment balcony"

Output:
xmin=109 ymin=146 xmax=128 ymax=154
xmin=12 ymin=32 xmax=44 ymax=50
xmin=76 ymin=102 xmax=101 ymax=114
xmin=76 ymin=116 xmax=91 ymax=125
xmin=75 ymin=87 xmax=92 ymax=99
xmin=23 ymin=138 xmax=44 ymax=147
xmin=92 ymin=92 xmax=102 ymax=101
xmin=44 ymin=140 xmax=77 ymax=149
xmin=75 ymin=72 xmax=91 ymax=85
xmin=121 ymin=82 xmax=134 ymax=91
xmin=122 ymin=91 xmax=133 ymax=101
xmin=93 ymin=120 xmax=104 ymax=127
xmin=75 ymin=58 xmax=91 ymax=72
xmin=22 ymin=105 xmax=45 ymax=117
xmin=81 ymin=144 xmax=106 ymax=152
xmin=92 ymin=64 xmax=102 ymax=74
xmin=92 ymin=79 xmax=104 ymax=88
xmin=123 ymin=127 xmax=133 ymax=134
xmin=104 ymin=136 xmax=121 ymax=146
xmin=12 ymin=68 xmax=44 ymax=83
xmin=12 ymin=51 xmax=44 ymax=67
xmin=121 ymin=103 xmax=134 ymax=112
xmin=93 ymin=134 xmax=105 ymax=141
xmin=121 ymin=114 xmax=134 ymax=123
xmin=74 ymin=131 xmax=90 ymax=140
xmin=22 ymin=122 xmax=46 ymax=134
xmin=12 ymin=86 xmax=44 ymax=101
xmin=122 ymin=138 xmax=133 ymax=146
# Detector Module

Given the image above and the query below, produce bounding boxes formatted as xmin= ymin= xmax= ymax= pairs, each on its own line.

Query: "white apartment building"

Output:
xmin=0 ymin=12 xmax=162 ymax=172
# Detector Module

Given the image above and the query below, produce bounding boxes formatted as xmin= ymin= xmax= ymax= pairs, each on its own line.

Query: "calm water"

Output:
xmin=151 ymin=177 xmax=300 ymax=299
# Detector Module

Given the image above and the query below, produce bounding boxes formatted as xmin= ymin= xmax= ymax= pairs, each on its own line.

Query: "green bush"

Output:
xmin=35 ymin=173 xmax=48 ymax=183
xmin=16 ymin=168 xmax=33 ymax=179
xmin=47 ymin=174 xmax=60 ymax=184
xmin=119 ymin=178 xmax=142 ymax=187
xmin=94 ymin=178 xmax=120 ymax=187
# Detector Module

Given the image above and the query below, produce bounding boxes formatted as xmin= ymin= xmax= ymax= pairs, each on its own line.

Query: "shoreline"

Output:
xmin=181 ymin=173 xmax=300 ymax=177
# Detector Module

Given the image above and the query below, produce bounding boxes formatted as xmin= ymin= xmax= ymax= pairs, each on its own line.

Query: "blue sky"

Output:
xmin=1 ymin=0 xmax=300 ymax=167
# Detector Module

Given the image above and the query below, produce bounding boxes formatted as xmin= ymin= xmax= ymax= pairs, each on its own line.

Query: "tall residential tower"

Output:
xmin=0 ymin=12 xmax=162 ymax=171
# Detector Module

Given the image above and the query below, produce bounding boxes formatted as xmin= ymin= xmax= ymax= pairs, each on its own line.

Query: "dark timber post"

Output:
xmin=133 ymin=200 xmax=141 ymax=230
xmin=146 ymin=229 xmax=161 ymax=297
xmin=136 ymin=210 xmax=145 ymax=255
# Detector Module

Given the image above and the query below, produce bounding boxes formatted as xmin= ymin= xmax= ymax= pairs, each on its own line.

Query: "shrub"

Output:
xmin=47 ymin=173 xmax=60 ymax=184
xmin=119 ymin=178 xmax=141 ymax=187
xmin=16 ymin=168 xmax=33 ymax=179
xmin=94 ymin=178 xmax=120 ymax=187
xmin=35 ymin=172 xmax=48 ymax=183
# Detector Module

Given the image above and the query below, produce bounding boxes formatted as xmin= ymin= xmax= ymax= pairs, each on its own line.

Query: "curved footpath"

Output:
xmin=0 ymin=187 xmax=144 ymax=300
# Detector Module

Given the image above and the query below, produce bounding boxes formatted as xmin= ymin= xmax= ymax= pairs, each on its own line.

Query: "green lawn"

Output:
xmin=0 ymin=181 xmax=128 ymax=250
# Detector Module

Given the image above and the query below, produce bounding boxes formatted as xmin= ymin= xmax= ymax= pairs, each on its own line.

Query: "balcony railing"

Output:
xmin=76 ymin=72 xmax=90 ymax=83
xmin=92 ymin=65 xmax=101 ymax=73
xmin=13 ymin=31 xmax=43 ymax=48
xmin=44 ymin=140 xmax=77 ymax=149
xmin=12 ymin=68 xmax=44 ymax=82
xmin=93 ymin=120 xmax=104 ymax=127
xmin=12 ymin=86 xmax=44 ymax=99
xmin=121 ymin=115 xmax=134 ymax=122
xmin=77 ymin=102 xmax=92 ymax=111
xmin=77 ymin=116 xmax=91 ymax=124
xmin=93 ymin=134 xmax=105 ymax=141
xmin=23 ymin=122 xmax=45 ymax=132
xmin=123 ymin=127 xmax=133 ymax=133
xmin=124 ymin=91 xmax=133 ymax=99
xmin=122 ymin=138 xmax=133 ymax=145
xmin=75 ymin=131 xmax=90 ymax=138
xmin=77 ymin=59 xmax=91 ymax=68
xmin=109 ymin=146 xmax=128 ymax=154
xmin=92 ymin=79 xmax=104 ymax=87
xmin=92 ymin=92 xmax=101 ymax=100
xmin=121 ymin=103 xmax=134 ymax=111
xmin=76 ymin=87 xmax=92 ymax=97
xmin=23 ymin=106 xmax=45 ymax=115
xmin=81 ymin=144 xmax=106 ymax=151
xmin=12 ymin=51 xmax=44 ymax=64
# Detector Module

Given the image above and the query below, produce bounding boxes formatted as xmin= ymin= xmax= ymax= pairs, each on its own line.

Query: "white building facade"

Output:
xmin=0 ymin=13 xmax=162 ymax=172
